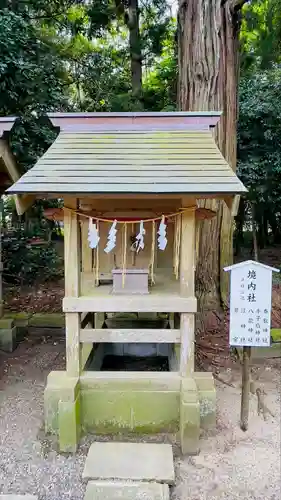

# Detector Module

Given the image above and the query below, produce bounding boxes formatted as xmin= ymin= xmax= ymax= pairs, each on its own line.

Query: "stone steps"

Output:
xmin=82 ymin=442 xmax=175 ymax=500
xmin=84 ymin=481 xmax=169 ymax=500
xmin=0 ymin=496 xmax=37 ymax=500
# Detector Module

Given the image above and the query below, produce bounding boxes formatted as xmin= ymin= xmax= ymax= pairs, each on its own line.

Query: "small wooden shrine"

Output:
xmin=7 ymin=112 xmax=246 ymax=454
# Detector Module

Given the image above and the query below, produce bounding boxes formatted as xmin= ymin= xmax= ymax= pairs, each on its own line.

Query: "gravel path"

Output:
xmin=0 ymin=338 xmax=280 ymax=500
xmin=173 ymin=363 xmax=281 ymax=500
xmin=0 ymin=339 xmax=88 ymax=499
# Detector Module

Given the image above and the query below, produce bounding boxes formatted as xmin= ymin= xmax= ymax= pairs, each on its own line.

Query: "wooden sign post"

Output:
xmin=224 ymin=260 xmax=279 ymax=431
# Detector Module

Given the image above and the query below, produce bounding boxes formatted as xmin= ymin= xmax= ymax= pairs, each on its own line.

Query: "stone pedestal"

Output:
xmin=44 ymin=371 xmax=80 ymax=453
xmin=194 ymin=371 xmax=216 ymax=429
xmin=43 ymin=370 xmax=216 ymax=455
xmin=180 ymin=378 xmax=200 ymax=455
xmin=0 ymin=318 xmax=17 ymax=352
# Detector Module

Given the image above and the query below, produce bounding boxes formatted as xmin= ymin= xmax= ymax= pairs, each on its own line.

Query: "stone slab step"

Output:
xmin=0 ymin=497 xmax=38 ymax=500
xmin=84 ymin=481 xmax=169 ymax=500
xmin=82 ymin=442 xmax=175 ymax=485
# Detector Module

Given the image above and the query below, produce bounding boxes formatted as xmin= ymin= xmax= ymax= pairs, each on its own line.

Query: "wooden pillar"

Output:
xmin=180 ymin=207 xmax=196 ymax=375
xmin=80 ymin=220 xmax=94 ymax=368
xmin=81 ymin=220 xmax=92 ymax=272
xmin=64 ymin=197 xmax=81 ymax=377
xmin=180 ymin=208 xmax=195 ymax=297
xmin=180 ymin=313 xmax=195 ymax=375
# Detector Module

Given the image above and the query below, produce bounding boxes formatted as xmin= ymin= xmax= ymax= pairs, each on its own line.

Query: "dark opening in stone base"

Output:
xmin=101 ymin=354 xmax=169 ymax=371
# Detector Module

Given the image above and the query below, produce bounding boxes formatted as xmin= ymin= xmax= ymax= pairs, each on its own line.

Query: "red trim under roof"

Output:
xmin=47 ymin=112 xmax=221 ymax=132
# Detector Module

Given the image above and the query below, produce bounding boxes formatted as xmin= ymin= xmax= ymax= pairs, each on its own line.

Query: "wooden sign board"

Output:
xmin=224 ymin=261 xmax=279 ymax=347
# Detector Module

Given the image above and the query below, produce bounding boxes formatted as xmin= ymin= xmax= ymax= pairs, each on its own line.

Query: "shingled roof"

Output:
xmin=0 ymin=117 xmax=21 ymax=195
xmin=6 ymin=112 xmax=246 ymax=196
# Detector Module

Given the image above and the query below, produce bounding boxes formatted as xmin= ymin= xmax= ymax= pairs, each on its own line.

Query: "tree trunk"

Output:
xmin=263 ymin=215 xmax=269 ymax=246
xmin=178 ymin=0 xmax=246 ymax=311
xmin=269 ymin=210 xmax=281 ymax=244
xmin=234 ymin=197 xmax=245 ymax=256
xmin=251 ymin=203 xmax=259 ymax=261
xmin=256 ymin=209 xmax=265 ymax=249
xmin=127 ymin=0 xmax=142 ymax=95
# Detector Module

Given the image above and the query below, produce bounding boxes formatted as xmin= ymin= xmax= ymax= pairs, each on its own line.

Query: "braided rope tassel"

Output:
xmin=149 ymin=220 xmax=156 ymax=285
xmin=173 ymin=214 xmax=181 ymax=279
xmin=94 ymin=220 xmax=100 ymax=286
xmin=121 ymin=223 xmax=127 ymax=288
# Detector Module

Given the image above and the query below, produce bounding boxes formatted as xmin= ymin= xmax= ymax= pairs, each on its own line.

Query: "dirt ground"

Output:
xmin=0 ymin=336 xmax=280 ymax=500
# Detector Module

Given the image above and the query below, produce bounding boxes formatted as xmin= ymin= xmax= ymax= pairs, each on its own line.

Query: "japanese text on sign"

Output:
xmin=225 ymin=262 xmax=275 ymax=347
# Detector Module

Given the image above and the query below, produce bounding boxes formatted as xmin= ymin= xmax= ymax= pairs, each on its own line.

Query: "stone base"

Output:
xmin=80 ymin=381 xmax=179 ymax=434
xmin=180 ymin=378 xmax=200 ymax=455
xmin=28 ymin=313 xmax=64 ymax=328
xmin=1 ymin=312 xmax=65 ymax=345
xmin=0 ymin=319 xmax=17 ymax=352
xmin=0 ymin=496 xmax=38 ymax=500
xmin=82 ymin=442 xmax=175 ymax=484
xmin=194 ymin=371 xmax=216 ymax=429
xmin=3 ymin=313 xmax=31 ymax=342
xmin=0 ymin=313 xmax=65 ymax=352
xmin=44 ymin=371 xmax=80 ymax=453
xmin=84 ymin=481 xmax=169 ymax=500
xmin=43 ymin=370 xmax=216 ymax=455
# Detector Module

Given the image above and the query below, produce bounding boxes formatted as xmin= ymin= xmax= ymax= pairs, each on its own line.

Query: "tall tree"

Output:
xmin=178 ymin=0 xmax=248 ymax=311
xmin=113 ymin=0 xmax=171 ymax=98
xmin=115 ymin=0 xmax=142 ymax=94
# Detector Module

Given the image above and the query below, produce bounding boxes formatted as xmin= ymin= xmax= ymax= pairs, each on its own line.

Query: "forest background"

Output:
xmin=1 ymin=0 xmax=281 ymax=322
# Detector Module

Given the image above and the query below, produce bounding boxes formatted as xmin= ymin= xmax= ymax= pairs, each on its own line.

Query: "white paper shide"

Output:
xmin=158 ymin=215 xmax=167 ymax=251
xmin=87 ymin=218 xmax=100 ymax=249
xmin=135 ymin=220 xmax=146 ymax=253
xmin=87 ymin=214 xmax=171 ymax=254
xmin=104 ymin=219 xmax=118 ymax=253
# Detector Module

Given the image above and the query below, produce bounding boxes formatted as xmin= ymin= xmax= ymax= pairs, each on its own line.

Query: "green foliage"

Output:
xmin=9 ymin=116 xmax=57 ymax=173
xmin=0 ymin=6 xmax=69 ymax=185
xmin=2 ymin=228 xmax=63 ymax=285
xmin=142 ymin=20 xmax=177 ymax=111
xmin=240 ymin=0 xmax=281 ymax=73
xmin=0 ymin=9 xmax=68 ymax=116
xmin=237 ymin=68 xmax=281 ymax=246
xmin=235 ymin=0 xmax=281 ymax=249
xmin=1 ymin=0 xmax=281 ymax=265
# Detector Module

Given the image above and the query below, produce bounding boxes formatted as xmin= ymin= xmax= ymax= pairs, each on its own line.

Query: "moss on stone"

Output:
xmin=0 ymin=318 xmax=14 ymax=329
xmin=44 ymin=371 xmax=80 ymax=435
xmin=29 ymin=313 xmax=64 ymax=328
xmin=271 ymin=329 xmax=281 ymax=342
xmin=4 ymin=312 xmax=31 ymax=321
xmin=43 ymin=370 xmax=215 ymax=453
xmin=44 ymin=385 xmax=60 ymax=434
xmin=180 ymin=400 xmax=200 ymax=455
xmin=193 ymin=372 xmax=216 ymax=429
xmin=81 ymin=389 xmax=180 ymax=434
xmin=58 ymin=396 xmax=81 ymax=453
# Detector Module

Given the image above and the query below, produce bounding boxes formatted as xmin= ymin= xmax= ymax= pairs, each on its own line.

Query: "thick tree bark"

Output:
xmin=234 ymin=197 xmax=245 ymax=256
xmin=178 ymin=0 xmax=247 ymax=311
